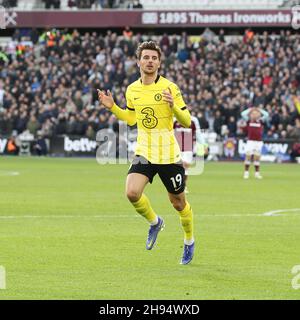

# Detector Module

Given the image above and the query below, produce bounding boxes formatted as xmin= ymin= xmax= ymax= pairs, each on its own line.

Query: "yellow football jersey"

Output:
xmin=125 ymin=75 xmax=187 ymax=164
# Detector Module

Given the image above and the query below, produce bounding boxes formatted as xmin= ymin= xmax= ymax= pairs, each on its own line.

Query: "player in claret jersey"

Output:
xmin=174 ymin=115 xmax=208 ymax=193
xmin=241 ymin=106 xmax=269 ymax=179
xmin=97 ymin=41 xmax=195 ymax=265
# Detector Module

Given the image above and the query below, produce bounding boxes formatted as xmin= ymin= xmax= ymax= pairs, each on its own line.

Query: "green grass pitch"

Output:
xmin=0 ymin=156 xmax=300 ymax=300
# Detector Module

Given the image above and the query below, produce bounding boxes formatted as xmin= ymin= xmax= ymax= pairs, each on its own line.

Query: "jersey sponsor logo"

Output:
xmin=133 ymin=97 xmax=140 ymax=100
xmin=141 ymin=107 xmax=158 ymax=129
xmin=154 ymin=93 xmax=162 ymax=101
xmin=249 ymin=122 xmax=261 ymax=127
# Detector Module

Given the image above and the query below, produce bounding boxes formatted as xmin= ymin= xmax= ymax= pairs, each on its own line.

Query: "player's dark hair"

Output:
xmin=136 ymin=41 xmax=162 ymax=60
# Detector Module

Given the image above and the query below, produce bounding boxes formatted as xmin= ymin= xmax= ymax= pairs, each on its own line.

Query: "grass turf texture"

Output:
xmin=0 ymin=156 xmax=300 ymax=300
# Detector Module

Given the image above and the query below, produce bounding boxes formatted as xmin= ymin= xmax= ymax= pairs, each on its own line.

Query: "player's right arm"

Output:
xmin=241 ymin=108 xmax=251 ymax=121
xmin=163 ymin=84 xmax=191 ymax=128
xmin=97 ymin=89 xmax=136 ymax=126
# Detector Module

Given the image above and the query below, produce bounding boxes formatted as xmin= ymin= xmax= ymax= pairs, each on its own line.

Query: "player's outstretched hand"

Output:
xmin=162 ymin=87 xmax=174 ymax=108
xmin=97 ymin=89 xmax=114 ymax=109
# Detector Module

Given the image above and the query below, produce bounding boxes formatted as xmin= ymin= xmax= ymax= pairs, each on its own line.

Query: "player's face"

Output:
xmin=138 ymin=49 xmax=160 ymax=75
xmin=250 ymin=110 xmax=260 ymax=121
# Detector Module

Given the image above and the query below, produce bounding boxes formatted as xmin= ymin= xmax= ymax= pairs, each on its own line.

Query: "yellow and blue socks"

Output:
xmin=132 ymin=195 xmax=194 ymax=244
xmin=132 ymin=193 xmax=158 ymax=225
xmin=178 ymin=202 xmax=194 ymax=245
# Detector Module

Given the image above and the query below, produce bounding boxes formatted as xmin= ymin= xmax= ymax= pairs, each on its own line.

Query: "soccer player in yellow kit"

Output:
xmin=98 ymin=41 xmax=194 ymax=264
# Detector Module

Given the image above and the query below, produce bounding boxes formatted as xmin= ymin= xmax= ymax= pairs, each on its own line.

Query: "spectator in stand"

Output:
xmin=85 ymin=124 xmax=96 ymax=140
xmin=6 ymin=132 xmax=19 ymax=155
xmin=127 ymin=0 xmax=143 ymax=9
xmin=218 ymin=29 xmax=225 ymax=43
xmin=123 ymin=26 xmax=133 ymax=41
xmin=227 ymin=116 xmax=237 ymax=137
xmin=33 ymin=131 xmax=48 ymax=156
xmin=44 ymin=0 xmax=61 ymax=9
xmin=213 ymin=110 xmax=224 ymax=135
xmin=67 ymin=0 xmax=76 ymax=8
xmin=2 ymin=0 xmax=18 ymax=8
xmin=287 ymin=118 xmax=300 ymax=140
xmin=27 ymin=115 xmax=40 ymax=136
xmin=290 ymin=142 xmax=300 ymax=162
xmin=76 ymin=0 xmax=92 ymax=8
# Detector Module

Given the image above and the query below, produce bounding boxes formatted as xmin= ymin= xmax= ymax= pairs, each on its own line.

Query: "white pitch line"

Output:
xmin=262 ymin=208 xmax=300 ymax=216
xmin=0 ymin=171 xmax=20 ymax=176
xmin=0 ymin=213 xmax=270 ymax=219
xmin=0 ymin=209 xmax=299 ymax=220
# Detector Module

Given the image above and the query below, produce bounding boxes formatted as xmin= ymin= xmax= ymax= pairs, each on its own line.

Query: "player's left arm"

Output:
xmin=259 ymin=108 xmax=269 ymax=122
xmin=162 ymin=84 xmax=191 ymax=128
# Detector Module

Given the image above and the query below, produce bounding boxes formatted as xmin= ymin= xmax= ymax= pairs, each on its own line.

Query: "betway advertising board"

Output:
xmin=50 ymin=136 xmax=97 ymax=156
xmin=47 ymin=136 xmax=294 ymax=161
xmin=238 ymin=139 xmax=293 ymax=162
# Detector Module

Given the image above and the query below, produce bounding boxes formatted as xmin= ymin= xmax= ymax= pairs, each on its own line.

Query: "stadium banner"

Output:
xmin=2 ymin=10 xmax=295 ymax=28
xmin=50 ymin=135 xmax=97 ymax=156
xmin=1 ymin=136 xmax=296 ymax=161
xmin=236 ymin=139 xmax=295 ymax=162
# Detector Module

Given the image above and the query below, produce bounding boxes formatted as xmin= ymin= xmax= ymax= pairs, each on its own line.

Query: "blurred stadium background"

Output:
xmin=0 ymin=0 xmax=300 ymax=163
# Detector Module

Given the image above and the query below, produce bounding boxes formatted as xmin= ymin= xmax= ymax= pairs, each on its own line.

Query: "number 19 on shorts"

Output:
xmin=170 ymin=174 xmax=183 ymax=191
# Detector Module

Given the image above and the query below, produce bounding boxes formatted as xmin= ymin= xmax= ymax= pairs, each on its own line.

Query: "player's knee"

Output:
xmin=126 ymin=189 xmax=141 ymax=203
xmin=171 ymin=198 xmax=185 ymax=211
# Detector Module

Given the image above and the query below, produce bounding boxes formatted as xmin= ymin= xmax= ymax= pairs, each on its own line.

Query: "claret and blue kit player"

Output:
xmin=241 ymin=106 xmax=269 ymax=179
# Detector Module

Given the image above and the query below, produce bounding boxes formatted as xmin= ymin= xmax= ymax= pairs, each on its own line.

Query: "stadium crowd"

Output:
xmin=1 ymin=0 xmax=141 ymax=9
xmin=0 ymin=28 xmax=300 ymax=145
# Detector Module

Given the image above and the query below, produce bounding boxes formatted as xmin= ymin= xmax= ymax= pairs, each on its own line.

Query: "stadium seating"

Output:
xmin=13 ymin=0 xmax=43 ymax=10
xmin=5 ymin=0 xmax=288 ymax=10
xmin=139 ymin=0 xmax=285 ymax=10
